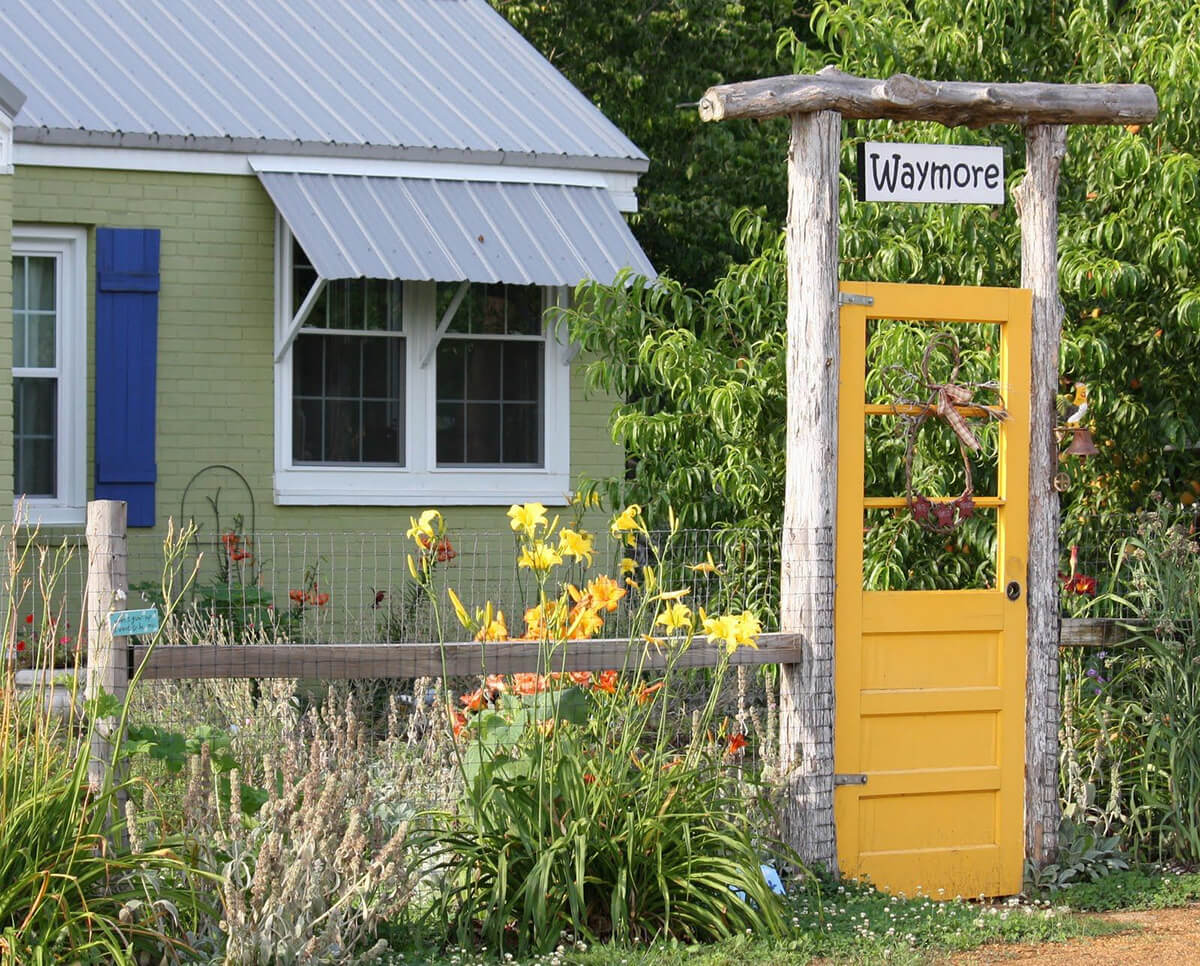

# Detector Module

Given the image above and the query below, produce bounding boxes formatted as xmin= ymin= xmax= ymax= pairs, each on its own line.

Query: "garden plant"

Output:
xmin=410 ymin=504 xmax=794 ymax=957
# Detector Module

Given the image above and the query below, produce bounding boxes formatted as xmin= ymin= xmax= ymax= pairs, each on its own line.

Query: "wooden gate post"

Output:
xmin=85 ymin=499 xmax=128 ymax=790
xmin=779 ymin=108 xmax=841 ymax=872
xmin=1014 ymin=124 xmax=1069 ymax=864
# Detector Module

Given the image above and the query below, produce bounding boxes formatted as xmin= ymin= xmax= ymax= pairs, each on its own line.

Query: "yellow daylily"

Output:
xmin=654 ymin=588 xmax=690 ymax=602
xmin=688 ymin=552 xmax=724 ymax=576
xmin=518 ymin=541 xmax=563 ymax=572
xmin=507 ymin=502 xmax=548 ymax=537
xmin=475 ymin=609 xmax=508 ymax=642
xmin=558 ymin=528 xmax=595 ymax=566
xmin=655 ymin=602 xmax=694 ymax=634
xmin=447 ymin=588 xmax=472 ymax=630
xmin=610 ymin=503 xmax=641 ymax=534
xmin=571 ymin=489 xmax=601 ymax=509
xmin=406 ymin=508 xmax=442 ymax=547
xmin=700 ymin=608 xmax=762 ymax=654
xmin=619 ymin=556 xmax=638 ymax=576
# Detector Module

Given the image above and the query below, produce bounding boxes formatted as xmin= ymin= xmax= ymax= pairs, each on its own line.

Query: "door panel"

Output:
xmin=835 ymin=282 xmax=1030 ymax=898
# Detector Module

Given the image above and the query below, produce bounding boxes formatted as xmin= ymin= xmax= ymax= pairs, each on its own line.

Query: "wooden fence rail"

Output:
xmin=129 ymin=633 xmax=805 ymax=681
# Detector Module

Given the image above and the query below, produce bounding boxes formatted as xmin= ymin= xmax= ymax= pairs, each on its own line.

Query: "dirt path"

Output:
xmin=946 ymin=904 xmax=1200 ymax=964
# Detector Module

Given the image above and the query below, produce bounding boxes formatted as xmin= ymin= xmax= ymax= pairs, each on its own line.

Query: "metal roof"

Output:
xmin=0 ymin=0 xmax=646 ymax=168
xmin=258 ymin=171 xmax=655 ymax=285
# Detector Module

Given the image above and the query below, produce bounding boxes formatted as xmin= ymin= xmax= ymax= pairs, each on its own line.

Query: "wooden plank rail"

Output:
xmin=130 ymin=632 xmax=805 ymax=681
xmin=1059 ymin=617 xmax=1145 ymax=648
xmin=699 ymin=67 xmax=1159 ymax=127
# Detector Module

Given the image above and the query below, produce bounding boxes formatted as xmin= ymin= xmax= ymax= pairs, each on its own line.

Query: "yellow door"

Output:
xmin=835 ymin=282 xmax=1031 ymax=898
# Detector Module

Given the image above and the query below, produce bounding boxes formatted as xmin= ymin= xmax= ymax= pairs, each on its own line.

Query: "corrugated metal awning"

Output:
xmin=257 ymin=172 xmax=654 ymax=286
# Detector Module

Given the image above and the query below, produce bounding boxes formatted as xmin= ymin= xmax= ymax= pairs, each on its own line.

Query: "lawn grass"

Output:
xmin=376 ymin=874 xmax=1126 ymax=966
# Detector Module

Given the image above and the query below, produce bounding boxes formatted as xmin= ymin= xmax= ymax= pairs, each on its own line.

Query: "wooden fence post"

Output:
xmin=1014 ymin=123 xmax=1068 ymax=864
xmin=85 ymin=500 xmax=128 ymax=790
xmin=779 ymin=108 xmax=841 ymax=872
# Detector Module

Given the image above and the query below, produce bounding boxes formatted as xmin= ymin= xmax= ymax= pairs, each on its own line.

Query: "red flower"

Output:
xmin=221 ymin=531 xmax=241 ymax=551
xmin=24 ymin=614 xmax=33 ymax=625
xmin=727 ymin=733 xmax=748 ymax=755
xmin=582 ymin=772 xmax=596 ymax=784
xmin=230 ymin=550 xmax=253 ymax=562
xmin=16 ymin=640 xmax=26 ymax=652
xmin=434 ymin=538 xmax=457 ymax=563
xmin=289 ymin=589 xmax=306 ymax=605
xmin=1064 ymin=573 xmax=1097 ymax=596
xmin=451 ymin=711 xmax=468 ymax=738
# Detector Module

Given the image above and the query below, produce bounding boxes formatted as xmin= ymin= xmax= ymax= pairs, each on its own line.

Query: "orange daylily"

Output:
xmin=512 ymin=672 xmax=547 ymax=696
xmin=636 ymin=681 xmax=664 ymax=705
xmin=727 ymin=732 xmax=748 ymax=755
xmin=593 ymin=670 xmax=618 ymax=695
xmin=587 ymin=575 xmax=626 ymax=613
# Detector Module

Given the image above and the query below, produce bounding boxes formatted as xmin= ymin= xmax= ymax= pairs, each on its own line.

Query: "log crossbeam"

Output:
xmin=699 ymin=66 xmax=1158 ymax=128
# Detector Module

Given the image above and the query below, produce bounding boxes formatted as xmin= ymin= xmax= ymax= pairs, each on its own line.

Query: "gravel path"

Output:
xmin=946 ymin=904 xmax=1200 ymax=964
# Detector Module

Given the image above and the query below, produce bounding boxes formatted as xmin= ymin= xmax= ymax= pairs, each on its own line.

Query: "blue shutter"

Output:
xmin=95 ymin=228 xmax=160 ymax=527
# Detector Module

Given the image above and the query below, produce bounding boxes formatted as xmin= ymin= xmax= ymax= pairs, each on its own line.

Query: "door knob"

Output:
xmin=1006 ymin=581 xmax=1021 ymax=601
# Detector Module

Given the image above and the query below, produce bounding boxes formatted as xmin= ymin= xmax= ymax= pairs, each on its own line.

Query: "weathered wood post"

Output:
xmin=1014 ymin=124 xmax=1069 ymax=863
xmin=85 ymin=499 xmax=128 ymax=790
xmin=778 ymin=109 xmax=841 ymax=871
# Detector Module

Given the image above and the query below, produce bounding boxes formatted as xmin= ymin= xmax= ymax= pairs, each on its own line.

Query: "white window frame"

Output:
xmin=11 ymin=225 xmax=87 ymax=526
xmin=272 ymin=219 xmax=572 ymax=506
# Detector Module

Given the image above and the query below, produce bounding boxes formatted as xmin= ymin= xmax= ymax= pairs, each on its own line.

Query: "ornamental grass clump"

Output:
xmin=414 ymin=504 xmax=793 ymax=957
xmin=0 ymin=519 xmax=210 ymax=964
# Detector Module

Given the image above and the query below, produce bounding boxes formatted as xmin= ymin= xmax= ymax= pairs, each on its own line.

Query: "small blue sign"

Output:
xmin=108 ymin=607 xmax=160 ymax=638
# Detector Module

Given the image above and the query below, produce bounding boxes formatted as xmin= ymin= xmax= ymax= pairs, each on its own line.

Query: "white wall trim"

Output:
xmin=0 ymin=114 xmax=13 ymax=174
xmin=15 ymin=143 xmax=639 ymax=211
xmin=11 ymin=225 xmax=87 ymax=526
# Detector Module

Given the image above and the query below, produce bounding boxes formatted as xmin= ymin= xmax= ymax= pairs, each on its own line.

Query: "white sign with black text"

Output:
xmin=856 ymin=141 xmax=1005 ymax=205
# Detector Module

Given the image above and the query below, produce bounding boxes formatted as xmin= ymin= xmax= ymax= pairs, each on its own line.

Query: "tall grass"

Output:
xmin=1061 ymin=503 xmax=1200 ymax=864
xmin=1 ymin=519 xmax=209 ymax=964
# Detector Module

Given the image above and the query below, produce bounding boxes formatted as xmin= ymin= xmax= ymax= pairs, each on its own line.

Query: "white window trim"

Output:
xmin=12 ymin=225 xmax=87 ymax=526
xmin=272 ymin=219 xmax=572 ymax=506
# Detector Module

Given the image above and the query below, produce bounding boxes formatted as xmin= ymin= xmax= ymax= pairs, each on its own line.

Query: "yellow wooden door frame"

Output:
xmin=835 ymin=281 xmax=1031 ymax=897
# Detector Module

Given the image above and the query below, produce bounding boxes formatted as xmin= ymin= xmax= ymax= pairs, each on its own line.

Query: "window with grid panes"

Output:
xmin=435 ymin=283 xmax=544 ymax=466
xmin=290 ymin=240 xmax=406 ymax=465
xmin=11 ymin=226 xmax=85 ymax=524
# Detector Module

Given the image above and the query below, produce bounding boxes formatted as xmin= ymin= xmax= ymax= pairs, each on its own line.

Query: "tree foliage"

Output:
xmin=490 ymin=0 xmax=804 ymax=288
xmin=556 ymin=0 xmax=1200 ymax=562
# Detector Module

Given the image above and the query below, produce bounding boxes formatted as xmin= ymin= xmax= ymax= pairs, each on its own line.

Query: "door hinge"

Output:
xmin=834 ymin=773 xmax=868 ymax=786
xmin=838 ymin=292 xmax=874 ymax=307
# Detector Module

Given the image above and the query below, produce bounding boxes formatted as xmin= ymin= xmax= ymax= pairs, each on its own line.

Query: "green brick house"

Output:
xmin=0 ymin=0 xmax=651 ymax=610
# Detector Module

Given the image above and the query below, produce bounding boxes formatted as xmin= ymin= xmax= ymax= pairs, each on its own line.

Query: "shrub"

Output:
xmin=413 ymin=505 xmax=793 ymax=957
